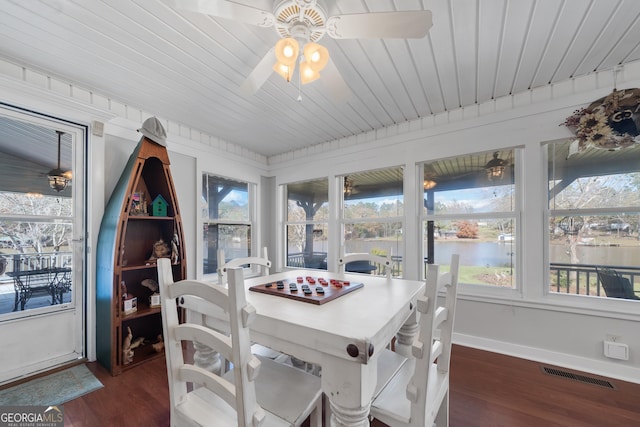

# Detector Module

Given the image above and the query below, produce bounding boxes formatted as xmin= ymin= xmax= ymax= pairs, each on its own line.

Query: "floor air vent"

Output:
xmin=541 ymin=366 xmax=616 ymax=389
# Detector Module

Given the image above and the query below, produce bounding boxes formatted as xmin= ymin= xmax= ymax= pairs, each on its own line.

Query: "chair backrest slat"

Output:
xmin=157 ymin=258 xmax=264 ymax=426
xmin=218 ymin=247 xmax=271 ymax=283
xmin=174 ymin=323 xmax=233 ymax=362
xmin=407 ymin=254 xmax=459 ymax=426
xmin=178 ymin=364 xmax=237 ymax=407
xmin=337 ymin=251 xmax=393 ymax=278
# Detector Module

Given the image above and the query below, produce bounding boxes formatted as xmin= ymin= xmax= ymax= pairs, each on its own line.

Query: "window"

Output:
xmin=547 ymin=140 xmax=640 ymax=299
xmin=285 ymin=178 xmax=328 ymax=270
xmin=202 ymin=174 xmax=252 ymax=276
xmin=0 ymin=115 xmax=82 ymax=318
xmin=341 ymin=166 xmax=403 ymax=276
xmin=0 ymin=193 xmax=73 ymax=314
xmin=421 ymin=149 xmax=518 ymax=287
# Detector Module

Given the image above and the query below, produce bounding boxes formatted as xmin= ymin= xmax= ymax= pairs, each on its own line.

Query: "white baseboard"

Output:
xmin=454 ymin=333 xmax=640 ymax=385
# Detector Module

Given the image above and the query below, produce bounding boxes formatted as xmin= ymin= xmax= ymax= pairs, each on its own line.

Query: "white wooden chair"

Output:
xmin=217 ymin=248 xmax=289 ymax=362
xmin=338 ymin=251 xmax=394 ymax=352
xmin=158 ymin=259 xmax=323 ymax=427
xmin=337 ymin=251 xmax=393 ymax=278
xmin=217 ymin=247 xmax=271 ymax=283
xmin=218 ymin=248 xmax=320 ymax=375
xmin=370 ymin=254 xmax=460 ymax=427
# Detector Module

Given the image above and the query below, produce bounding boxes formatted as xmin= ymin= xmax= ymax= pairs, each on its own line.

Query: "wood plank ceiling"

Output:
xmin=0 ymin=0 xmax=639 ymax=161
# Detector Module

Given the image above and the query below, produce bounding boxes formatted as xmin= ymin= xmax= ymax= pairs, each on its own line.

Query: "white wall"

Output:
xmin=0 ymin=59 xmax=269 ymax=364
xmin=267 ymin=62 xmax=640 ymax=384
xmin=1 ymin=57 xmax=639 ymax=384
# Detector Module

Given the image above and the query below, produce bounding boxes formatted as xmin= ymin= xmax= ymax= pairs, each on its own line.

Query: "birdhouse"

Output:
xmin=151 ymin=194 xmax=168 ymax=217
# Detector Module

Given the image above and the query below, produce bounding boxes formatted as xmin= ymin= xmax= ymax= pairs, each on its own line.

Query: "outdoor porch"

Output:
xmin=287 ymin=252 xmax=640 ymax=299
xmin=0 ymin=252 xmax=72 ymax=314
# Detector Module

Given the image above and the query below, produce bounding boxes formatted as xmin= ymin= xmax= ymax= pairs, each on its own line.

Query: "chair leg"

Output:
xmin=434 ymin=392 xmax=449 ymax=426
xmin=323 ymin=394 xmax=332 ymax=427
xmin=308 ymin=395 xmax=323 ymax=427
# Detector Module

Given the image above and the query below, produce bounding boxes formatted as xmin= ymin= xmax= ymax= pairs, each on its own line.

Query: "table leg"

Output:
xmin=186 ymin=307 xmax=224 ymax=375
xmin=12 ymin=277 xmax=26 ymax=311
xmin=395 ymin=309 xmax=419 ymax=358
xmin=192 ymin=340 xmax=223 ymax=374
xmin=50 ymin=271 xmax=61 ymax=304
xmin=321 ymin=355 xmax=377 ymax=427
xmin=12 ymin=285 xmax=19 ymax=312
xmin=19 ymin=277 xmax=31 ymax=311
xmin=328 ymin=400 xmax=371 ymax=427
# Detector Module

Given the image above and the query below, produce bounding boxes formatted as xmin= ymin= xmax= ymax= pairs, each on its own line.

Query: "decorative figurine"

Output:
xmin=171 ymin=233 xmax=179 ymax=264
xmin=122 ymin=326 xmax=134 ymax=364
xmin=130 ymin=336 xmax=145 ymax=350
xmin=146 ymin=239 xmax=171 ymax=263
xmin=152 ymin=334 xmax=164 ymax=353
xmin=141 ymin=278 xmax=158 ymax=292
xmin=130 ymin=192 xmax=148 ymax=215
xmin=151 ymin=194 xmax=169 ymax=217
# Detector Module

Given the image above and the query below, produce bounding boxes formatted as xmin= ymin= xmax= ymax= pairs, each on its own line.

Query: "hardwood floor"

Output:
xmin=63 ymin=356 xmax=170 ymax=427
xmin=59 ymin=345 xmax=640 ymax=426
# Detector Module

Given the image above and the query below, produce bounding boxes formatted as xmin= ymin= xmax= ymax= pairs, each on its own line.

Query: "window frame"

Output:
xmin=340 ymin=166 xmax=405 ymax=277
xmin=545 ymin=140 xmax=640 ymax=302
xmin=419 ymin=148 xmax=523 ymax=298
xmin=283 ymin=177 xmax=329 ymax=271
xmin=200 ymin=172 xmax=256 ymax=281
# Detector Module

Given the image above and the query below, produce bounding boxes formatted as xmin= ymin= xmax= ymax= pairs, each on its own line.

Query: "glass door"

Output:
xmin=0 ymin=105 xmax=86 ymax=384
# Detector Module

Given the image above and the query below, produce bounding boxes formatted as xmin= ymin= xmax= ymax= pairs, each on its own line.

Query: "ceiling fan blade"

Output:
xmin=173 ymin=0 xmax=275 ymax=27
xmin=240 ymin=47 xmax=275 ymax=95
xmin=320 ymin=58 xmax=350 ymax=104
xmin=326 ymin=10 xmax=432 ymax=39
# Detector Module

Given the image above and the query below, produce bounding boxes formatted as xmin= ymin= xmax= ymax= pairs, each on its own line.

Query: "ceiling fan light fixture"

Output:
xmin=300 ymin=60 xmax=320 ymax=84
xmin=273 ymin=61 xmax=294 ymax=82
xmin=485 ymin=152 xmax=507 ymax=181
xmin=423 ymin=179 xmax=437 ymax=190
xmin=274 ymin=37 xmax=299 ymax=66
xmin=343 ymin=175 xmax=353 ymax=197
xmin=48 ymin=130 xmax=71 ymax=192
xmin=176 ymin=1 xmax=434 ymax=99
xmin=303 ymin=42 xmax=328 ymax=72
xmin=48 ymin=172 xmax=70 ymax=192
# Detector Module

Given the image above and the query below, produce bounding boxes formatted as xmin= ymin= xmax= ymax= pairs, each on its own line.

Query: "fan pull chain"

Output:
xmin=297 ymin=56 xmax=303 ymax=102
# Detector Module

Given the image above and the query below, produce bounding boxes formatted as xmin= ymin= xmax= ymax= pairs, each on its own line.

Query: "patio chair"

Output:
xmin=370 ymin=254 xmax=460 ymax=427
xmin=597 ymin=268 xmax=640 ymax=300
xmin=158 ymin=259 xmax=323 ymax=427
xmin=337 ymin=251 xmax=393 ymax=278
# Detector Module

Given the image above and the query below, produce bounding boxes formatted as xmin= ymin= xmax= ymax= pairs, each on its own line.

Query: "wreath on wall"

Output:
xmin=561 ymin=88 xmax=640 ymax=150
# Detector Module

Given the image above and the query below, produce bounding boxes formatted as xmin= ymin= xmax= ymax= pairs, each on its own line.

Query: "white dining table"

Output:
xmin=181 ymin=269 xmax=425 ymax=427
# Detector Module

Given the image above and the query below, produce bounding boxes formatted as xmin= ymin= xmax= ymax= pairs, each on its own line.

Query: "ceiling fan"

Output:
xmin=174 ymin=0 xmax=433 ymax=102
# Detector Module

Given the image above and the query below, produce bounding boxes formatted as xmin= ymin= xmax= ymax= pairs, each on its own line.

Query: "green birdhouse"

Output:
xmin=151 ymin=194 xmax=168 ymax=217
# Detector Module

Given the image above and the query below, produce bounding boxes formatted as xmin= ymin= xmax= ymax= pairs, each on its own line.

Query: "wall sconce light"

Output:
xmin=485 ymin=152 xmax=507 ymax=181
xmin=48 ymin=130 xmax=72 ymax=192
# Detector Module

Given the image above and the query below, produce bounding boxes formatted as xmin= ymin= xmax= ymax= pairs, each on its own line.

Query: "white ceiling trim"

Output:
xmin=2 ymin=56 xmax=640 ymax=168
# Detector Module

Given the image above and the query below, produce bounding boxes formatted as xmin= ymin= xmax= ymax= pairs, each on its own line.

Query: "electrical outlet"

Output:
xmin=604 ymin=341 xmax=629 ymax=360
xmin=605 ymin=334 xmax=622 ymax=343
